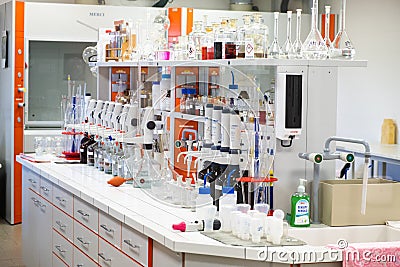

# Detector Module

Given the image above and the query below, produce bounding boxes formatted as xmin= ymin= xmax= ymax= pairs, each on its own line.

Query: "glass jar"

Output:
xmin=250 ymin=13 xmax=269 ymax=58
xmin=189 ymin=21 xmax=206 ymax=60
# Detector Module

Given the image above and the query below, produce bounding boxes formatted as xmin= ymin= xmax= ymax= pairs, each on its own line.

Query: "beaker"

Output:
xmin=268 ymin=12 xmax=282 ymax=59
xmin=282 ymin=11 xmax=295 ymax=59
xmin=332 ymin=0 xmax=355 ymax=58
xmin=293 ymin=9 xmax=303 ymax=58
xmin=301 ymin=7 xmax=328 ymax=59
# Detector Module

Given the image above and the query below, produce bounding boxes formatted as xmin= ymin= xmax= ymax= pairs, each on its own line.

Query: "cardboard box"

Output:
xmin=320 ymin=178 xmax=400 ymax=226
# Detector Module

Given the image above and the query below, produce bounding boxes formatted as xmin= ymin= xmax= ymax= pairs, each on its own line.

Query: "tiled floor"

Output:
xmin=0 ymin=218 xmax=25 ymax=267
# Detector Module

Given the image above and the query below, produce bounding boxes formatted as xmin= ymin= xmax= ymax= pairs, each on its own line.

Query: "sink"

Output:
xmin=288 ymin=225 xmax=400 ymax=246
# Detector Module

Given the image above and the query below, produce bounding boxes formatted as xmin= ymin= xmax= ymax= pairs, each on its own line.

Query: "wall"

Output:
xmin=337 ymin=0 xmax=400 ymax=143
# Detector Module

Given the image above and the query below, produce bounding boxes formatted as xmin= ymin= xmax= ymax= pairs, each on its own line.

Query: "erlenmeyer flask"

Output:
xmin=332 ymin=0 xmax=355 ymax=58
xmin=301 ymin=7 xmax=328 ymax=59
xmin=282 ymin=11 xmax=295 ymax=59
xmin=268 ymin=12 xmax=282 ymax=59
xmin=292 ymin=9 xmax=303 ymax=59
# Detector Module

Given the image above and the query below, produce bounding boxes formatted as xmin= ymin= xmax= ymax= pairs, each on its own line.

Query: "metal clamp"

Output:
xmin=77 ymin=237 xmax=90 ymax=245
xmin=98 ymin=253 xmax=111 ymax=262
xmin=56 ymin=220 xmax=66 ymax=229
xmin=40 ymin=186 xmax=49 ymax=192
xmin=77 ymin=210 xmax=89 ymax=217
xmin=28 ymin=178 xmax=37 ymax=184
xmin=100 ymin=224 xmax=114 ymax=233
xmin=123 ymin=239 xmax=140 ymax=249
xmin=55 ymin=245 xmax=66 ymax=253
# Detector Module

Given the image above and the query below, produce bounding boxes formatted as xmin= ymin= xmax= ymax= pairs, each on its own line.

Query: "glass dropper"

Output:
xmin=332 ymin=0 xmax=355 ymax=58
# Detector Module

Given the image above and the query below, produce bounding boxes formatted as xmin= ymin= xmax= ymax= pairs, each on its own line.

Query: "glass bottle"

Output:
xmin=189 ymin=21 xmax=206 ymax=60
xmin=112 ymin=141 xmax=120 ymax=177
xmin=122 ymin=20 xmax=134 ymax=62
xmin=87 ymin=135 xmax=98 ymax=167
xmin=104 ymin=137 xmax=114 ymax=175
xmin=301 ymin=6 xmax=328 ymax=59
xmin=250 ymin=13 xmax=269 ymax=58
xmin=293 ymin=9 xmax=303 ymax=59
xmin=180 ymin=89 xmax=187 ymax=113
xmin=332 ymin=0 xmax=355 ymax=58
xmin=237 ymin=14 xmax=252 ymax=58
xmin=135 ymin=146 xmax=161 ymax=189
xmin=225 ymin=18 xmax=237 ymax=59
xmin=195 ymin=96 xmax=202 ymax=116
xmin=79 ymin=132 xmax=90 ymax=164
xmin=204 ymin=25 xmax=215 ymax=60
xmin=282 ymin=11 xmax=296 ymax=59
xmin=269 ymin=12 xmax=282 ymax=59
xmin=93 ymin=136 xmax=102 ymax=169
xmin=97 ymin=140 xmax=105 ymax=171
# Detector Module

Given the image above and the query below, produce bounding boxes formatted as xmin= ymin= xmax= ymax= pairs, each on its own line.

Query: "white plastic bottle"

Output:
xmin=270 ymin=209 xmax=285 ymax=245
xmin=219 ymin=186 xmax=237 ymax=207
xmin=195 ymin=187 xmax=213 ymax=220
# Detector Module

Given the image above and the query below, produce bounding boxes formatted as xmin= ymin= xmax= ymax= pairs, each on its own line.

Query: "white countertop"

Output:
xmin=17 ymin=156 xmax=341 ymax=264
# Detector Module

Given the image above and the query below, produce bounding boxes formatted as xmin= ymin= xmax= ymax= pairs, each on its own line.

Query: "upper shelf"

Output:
xmin=94 ymin=58 xmax=368 ymax=68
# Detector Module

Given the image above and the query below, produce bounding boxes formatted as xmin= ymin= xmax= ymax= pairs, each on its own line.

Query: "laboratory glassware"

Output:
xmin=250 ymin=13 xmax=269 ymax=58
xmin=332 ymin=0 xmax=355 ymax=58
xmin=237 ymin=14 xmax=252 ymax=58
xmin=324 ymin=6 xmax=333 ymax=50
xmin=269 ymin=12 xmax=282 ymax=59
xmin=293 ymin=9 xmax=303 ymax=59
xmin=189 ymin=21 xmax=206 ymax=60
xmin=301 ymin=6 xmax=328 ymax=59
xmin=282 ymin=11 xmax=295 ymax=59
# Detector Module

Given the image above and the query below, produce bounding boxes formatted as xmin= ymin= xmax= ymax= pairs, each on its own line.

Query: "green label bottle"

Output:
xmin=290 ymin=179 xmax=310 ymax=227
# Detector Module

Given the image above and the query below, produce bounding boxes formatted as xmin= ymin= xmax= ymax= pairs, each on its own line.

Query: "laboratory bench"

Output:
xmin=17 ymin=156 xmax=400 ymax=267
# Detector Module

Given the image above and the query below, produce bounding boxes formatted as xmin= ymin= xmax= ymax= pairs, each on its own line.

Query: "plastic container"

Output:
xmin=195 ymin=187 xmax=213 ymax=220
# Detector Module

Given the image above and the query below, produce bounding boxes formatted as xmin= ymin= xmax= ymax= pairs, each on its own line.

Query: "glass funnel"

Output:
xmin=282 ymin=11 xmax=295 ymax=59
xmin=292 ymin=9 xmax=303 ymax=59
xmin=268 ymin=12 xmax=282 ymax=59
xmin=332 ymin=0 xmax=355 ymax=58
xmin=301 ymin=7 xmax=328 ymax=60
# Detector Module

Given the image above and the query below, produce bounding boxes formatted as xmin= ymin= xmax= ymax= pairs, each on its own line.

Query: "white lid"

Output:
xmin=298 ymin=178 xmax=306 ymax=193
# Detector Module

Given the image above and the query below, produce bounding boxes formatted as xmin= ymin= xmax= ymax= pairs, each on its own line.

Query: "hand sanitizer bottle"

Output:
xmin=290 ymin=179 xmax=310 ymax=227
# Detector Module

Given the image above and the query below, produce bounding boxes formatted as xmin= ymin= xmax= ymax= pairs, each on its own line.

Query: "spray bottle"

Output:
xmin=290 ymin=179 xmax=310 ymax=227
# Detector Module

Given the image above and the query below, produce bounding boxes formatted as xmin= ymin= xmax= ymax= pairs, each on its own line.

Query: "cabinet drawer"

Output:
xmin=99 ymin=211 xmax=121 ymax=248
xmin=121 ymin=224 xmax=148 ymax=266
xmin=53 ymin=230 xmax=73 ymax=266
xmin=74 ymin=247 xmax=99 ymax=267
xmin=74 ymin=220 xmax=99 ymax=263
xmin=53 ymin=206 xmax=73 ymax=241
xmin=53 ymin=184 xmax=73 ymax=215
xmin=39 ymin=177 xmax=52 ymax=202
xmin=53 ymin=253 xmax=68 ymax=267
xmin=74 ymin=197 xmax=99 ymax=232
xmin=26 ymin=169 xmax=40 ymax=192
xmin=98 ymin=238 xmax=141 ymax=267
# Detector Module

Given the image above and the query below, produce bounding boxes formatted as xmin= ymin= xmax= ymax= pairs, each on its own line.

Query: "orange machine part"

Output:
xmin=168 ymin=7 xmax=194 ymax=45
xmin=173 ymin=118 xmax=198 ymax=181
xmin=14 ymin=1 xmax=25 ymax=224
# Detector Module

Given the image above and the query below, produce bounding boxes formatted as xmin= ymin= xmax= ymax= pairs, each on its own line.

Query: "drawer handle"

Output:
xmin=28 ymin=178 xmax=37 ymax=184
xmin=100 ymin=224 xmax=114 ymax=233
xmin=123 ymin=239 xmax=140 ymax=249
xmin=98 ymin=253 xmax=112 ymax=262
xmin=38 ymin=202 xmax=46 ymax=208
xmin=40 ymin=186 xmax=49 ymax=192
xmin=77 ymin=237 xmax=90 ymax=245
xmin=55 ymin=245 xmax=66 ymax=253
xmin=77 ymin=210 xmax=89 ymax=217
xmin=31 ymin=197 xmax=39 ymax=204
xmin=56 ymin=220 xmax=66 ymax=229
xmin=55 ymin=196 xmax=66 ymax=202
xmin=76 ymin=264 xmax=84 ymax=267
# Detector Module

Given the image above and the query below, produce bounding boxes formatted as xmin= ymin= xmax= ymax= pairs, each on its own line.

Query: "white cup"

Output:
xmin=230 ymin=211 xmax=242 ymax=236
xmin=250 ymin=217 xmax=263 ymax=243
xmin=203 ymin=205 xmax=217 ymax=232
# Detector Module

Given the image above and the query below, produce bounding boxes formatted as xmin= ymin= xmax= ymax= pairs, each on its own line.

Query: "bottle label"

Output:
xmin=294 ymin=199 xmax=310 ymax=225
xmin=88 ymin=152 xmax=94 ymax=156
xmin=245 ymin=38 xmax=255 ymax=59
xmin=80 ymin=149 xmax=84 ymax=152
